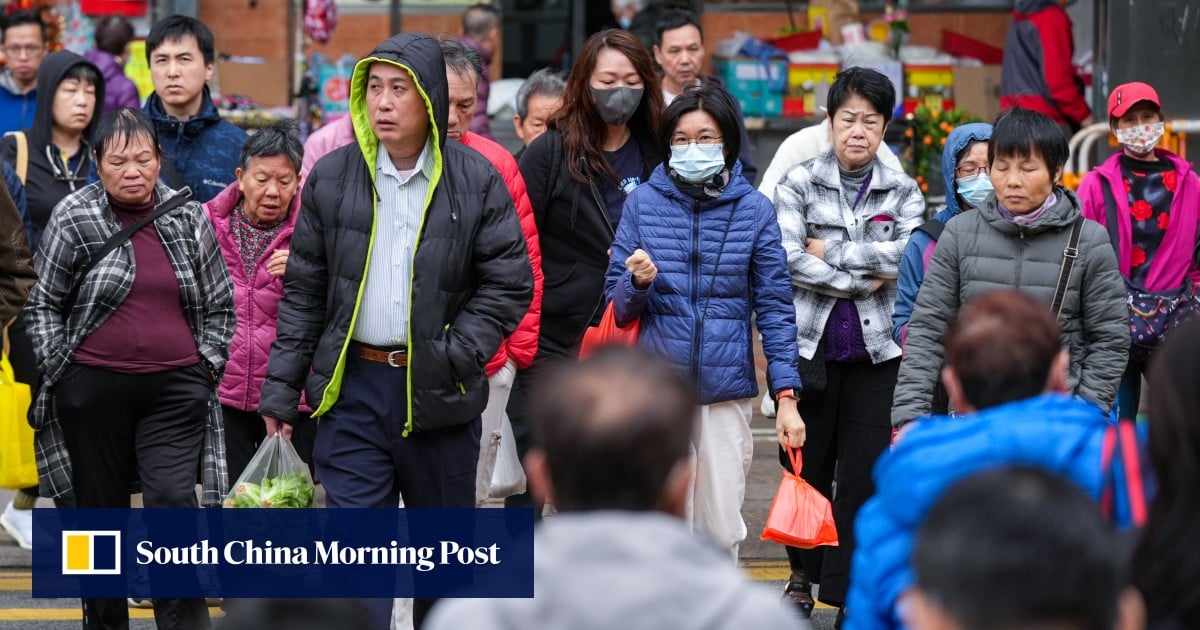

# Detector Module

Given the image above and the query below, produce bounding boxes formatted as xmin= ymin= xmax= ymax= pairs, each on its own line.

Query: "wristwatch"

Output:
xmin=775 ymin=388 xmax=799 ymax=402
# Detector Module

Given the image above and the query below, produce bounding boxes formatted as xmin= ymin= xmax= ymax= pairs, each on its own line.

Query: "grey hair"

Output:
xmin=238 ymin=119 xmax=303 ymax=174
xmin=462 ymin=3 xmax=501 ymax=40
xmin=439 ymin=36 xmax=483 ymax=87
xmin=515 ymin=68 xmax=566 ymax=119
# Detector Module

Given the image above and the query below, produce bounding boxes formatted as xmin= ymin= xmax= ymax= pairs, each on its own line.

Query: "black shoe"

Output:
xmin=782 ymin=581 xmax=814 ymax=618
xmin=835 ymin=606 xmax=845 ymax=629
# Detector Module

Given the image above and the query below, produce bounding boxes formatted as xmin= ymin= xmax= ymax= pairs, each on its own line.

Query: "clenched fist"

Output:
xmin=626 ymin=248 xmax=657 ymax=289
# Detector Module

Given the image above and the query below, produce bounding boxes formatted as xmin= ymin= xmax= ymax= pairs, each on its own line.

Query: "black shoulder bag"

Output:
xmin=62 ymin=188 xmax=195 ymax=314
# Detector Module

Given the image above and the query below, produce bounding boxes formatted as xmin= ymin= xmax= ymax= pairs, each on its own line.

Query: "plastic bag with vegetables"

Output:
xmin=223 ymin=434 xmax=315 ymax=508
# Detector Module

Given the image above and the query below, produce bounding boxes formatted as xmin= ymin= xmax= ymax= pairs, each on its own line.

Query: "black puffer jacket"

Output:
xmin=260 ymin=33 xmax=533 ymax=432
xmin=519 ymin=127 xmax=663 ymax=358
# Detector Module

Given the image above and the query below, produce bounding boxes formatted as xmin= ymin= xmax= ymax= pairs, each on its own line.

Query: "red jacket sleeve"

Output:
xmin=1035 ymin=7 xmax=1091 ymax=125
xmin=497 ymin=164 xmax=543 ymax=370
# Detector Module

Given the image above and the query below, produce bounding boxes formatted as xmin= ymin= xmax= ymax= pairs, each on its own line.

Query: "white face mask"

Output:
xmin=1115 ymin=121 xmax=1165 ymax=157
xmin=955 ymin=173 xmax=994 ymax=208
xmin=669 ymin=143 xmax=725 ymax=183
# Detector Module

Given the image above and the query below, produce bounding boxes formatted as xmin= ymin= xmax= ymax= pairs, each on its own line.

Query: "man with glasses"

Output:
xmin=0 ymin=11 xmax=47 ymax=135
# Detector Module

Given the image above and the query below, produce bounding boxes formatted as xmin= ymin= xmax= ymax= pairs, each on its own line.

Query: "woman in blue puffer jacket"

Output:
xmin=605 ymin=83 xmax=805 ymax=559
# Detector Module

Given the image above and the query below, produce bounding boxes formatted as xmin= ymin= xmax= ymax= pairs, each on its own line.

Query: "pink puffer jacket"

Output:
xmin=205 ymin=182 xmax=310 ymax=413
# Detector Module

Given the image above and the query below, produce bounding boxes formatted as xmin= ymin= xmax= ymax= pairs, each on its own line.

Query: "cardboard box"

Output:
xmin=216 ymin=60 xmax=291 ymax=107
xmin=953 ymin=65 xmax=1003 ymax=122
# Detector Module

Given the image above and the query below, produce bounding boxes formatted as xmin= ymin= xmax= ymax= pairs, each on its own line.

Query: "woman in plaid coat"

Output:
xmin=769 ymin=68 xmax=925 ymax=618
xmin=23 ymin=108 xmax=233 ymax=630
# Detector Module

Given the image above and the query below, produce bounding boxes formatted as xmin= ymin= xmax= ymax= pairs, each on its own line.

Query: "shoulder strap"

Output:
xmin=913 ymin=218 xmax=945 ymax=241
xmin=1050 ymin=217 xmax=1085 ymax=319
xmin=158 ymin=157 xmax=186 ymax=190
xmin=1100 ymin=420 xmax=1148 ymax=527
xmin=61 ymin=188 xmax=195 ymax=314
xmin=1101 ymin=177 xmax=1120 ymax=252
xmin=4 ymin=132 xmax=27 ymax=184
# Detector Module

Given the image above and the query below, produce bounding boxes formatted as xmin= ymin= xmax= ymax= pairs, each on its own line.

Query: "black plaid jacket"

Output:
xmin=24 ymin=182 xmax=235 ymax=506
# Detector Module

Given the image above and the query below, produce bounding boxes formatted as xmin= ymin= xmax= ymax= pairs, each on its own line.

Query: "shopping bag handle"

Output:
xmin=786 ymin=445 xmax=803 ymax=476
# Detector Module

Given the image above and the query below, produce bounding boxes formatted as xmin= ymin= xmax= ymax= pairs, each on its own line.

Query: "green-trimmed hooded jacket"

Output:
xmin=260 ymin=33 xmax=532 ymax=433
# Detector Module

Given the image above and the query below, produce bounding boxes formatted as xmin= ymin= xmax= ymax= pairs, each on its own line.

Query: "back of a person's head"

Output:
xmin=216 ymin=598 xmax=374 ymax=630
xmin=462 ymin=3 xmax=501 ymax=39
xmin=529 ymin=347 xmax=696 ymax=512
xmin=944 ymin=290 xmax=1063 ymax=410
xmin=1134 ymin=319 xmax=1200 ymax=625
xmin=93 ymin=15 xmax=135 ymax=57
xmin=912 ymin=466 xmax=1126 ymax=630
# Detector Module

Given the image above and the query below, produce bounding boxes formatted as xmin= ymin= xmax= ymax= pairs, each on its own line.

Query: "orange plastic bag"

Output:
xmin=761 ymin=447 xmax=839 ymax=549
xmin=578 ymin=301 xmax=639 ymax=359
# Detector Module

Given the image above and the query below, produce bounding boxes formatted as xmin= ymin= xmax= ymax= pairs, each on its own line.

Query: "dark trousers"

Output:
xmin=221 ymin=406 xmax=317 ymax=484
xmin=55 ymin=363 xmax=213 ymax=630
xmin=780 ymin=357 xmax=899 ymax=608
xmin=313 ymin=347 xmax=481 ymax=630
xmin=502 ymin=364 xmax=544 ymax=515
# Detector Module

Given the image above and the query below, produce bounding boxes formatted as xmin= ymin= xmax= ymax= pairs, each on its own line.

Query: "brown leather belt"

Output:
xmin=358 ymin=344 xmax=407 ymax=367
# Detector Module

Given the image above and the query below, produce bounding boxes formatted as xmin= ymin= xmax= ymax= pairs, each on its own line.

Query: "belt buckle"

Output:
xmin=386 ymin=349 xmax=405 ymax=368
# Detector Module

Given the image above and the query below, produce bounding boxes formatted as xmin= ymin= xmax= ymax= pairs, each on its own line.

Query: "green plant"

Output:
xmin=903 ymin=105 xmax=981 ymax=194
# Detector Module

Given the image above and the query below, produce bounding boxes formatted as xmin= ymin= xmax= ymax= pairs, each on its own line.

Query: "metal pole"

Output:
xmin=391 ymin=0 xmax=402 ymax=35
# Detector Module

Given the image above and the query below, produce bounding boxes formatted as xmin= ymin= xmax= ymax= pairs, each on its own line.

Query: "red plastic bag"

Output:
xmin=578 ymin=301 xmax=639 ymax=359
xmin=761 ymin=447 xmax=839 ymax=549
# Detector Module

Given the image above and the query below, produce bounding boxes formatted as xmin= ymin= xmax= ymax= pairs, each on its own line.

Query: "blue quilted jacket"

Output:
xmin=847 ymin=394 xmax=1150 ymax=630
xmin=605 ymin=163 xmax=801 ymax=404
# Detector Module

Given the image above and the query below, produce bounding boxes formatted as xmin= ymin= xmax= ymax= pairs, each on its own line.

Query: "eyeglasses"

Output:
xmin=3 ymin=44 xmax=44 ymax=58
xmin=671 ymin=134 xmax=723 ymax=147
xmin=956 ymin=163 xmax=989 ymax=178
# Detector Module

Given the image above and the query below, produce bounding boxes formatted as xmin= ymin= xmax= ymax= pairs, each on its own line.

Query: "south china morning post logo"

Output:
xmin=35 ymin=508 xmax=534 ymax=599
xmin=61 ymin=531 xmax=122 ymax=575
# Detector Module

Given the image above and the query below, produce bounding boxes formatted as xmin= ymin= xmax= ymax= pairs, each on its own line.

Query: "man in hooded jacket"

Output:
xmin=260 ymin=33 xmax=533 ymax=630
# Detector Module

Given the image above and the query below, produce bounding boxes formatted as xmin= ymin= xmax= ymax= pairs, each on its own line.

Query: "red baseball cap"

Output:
xmin=1108 ymin=82 xmax=1161 ymax=118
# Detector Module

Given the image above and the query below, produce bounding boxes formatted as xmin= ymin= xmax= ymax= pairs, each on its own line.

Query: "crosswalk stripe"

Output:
xmin=0 ymin=576 xmax=31 ymax=589
xmin=0 ymin=609 xmax=223 ymax=620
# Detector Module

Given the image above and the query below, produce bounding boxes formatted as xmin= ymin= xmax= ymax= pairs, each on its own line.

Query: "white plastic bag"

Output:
xmin=223 ymin=434 xmax=315 ymax=508
xmin=488 ymin=413 xmax=526 ymax=499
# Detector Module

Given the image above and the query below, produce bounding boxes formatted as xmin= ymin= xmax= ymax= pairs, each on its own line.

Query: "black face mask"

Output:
xmin=590 ymin=86 xmax=644 ymax=126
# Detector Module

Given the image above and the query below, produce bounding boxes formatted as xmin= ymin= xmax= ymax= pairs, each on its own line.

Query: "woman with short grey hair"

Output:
xmin=203 ymin=120 xmax=315 ymax=482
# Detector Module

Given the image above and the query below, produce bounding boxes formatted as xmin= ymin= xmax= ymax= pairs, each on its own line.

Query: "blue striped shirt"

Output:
xmin=352 ymin=138 xmax=433 ymax=346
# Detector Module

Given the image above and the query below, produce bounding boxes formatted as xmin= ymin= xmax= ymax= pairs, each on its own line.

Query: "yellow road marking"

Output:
xmin=0 ymin=576 xmax=31 ymax=589
xmin=0 ymin=608 xmax=225 ymax=620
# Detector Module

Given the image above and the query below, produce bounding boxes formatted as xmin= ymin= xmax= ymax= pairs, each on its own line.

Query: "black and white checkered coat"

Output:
xmin=23 ymin=182 xmax=235 ymax=506
xmin=772 ymin=149 xmax=925 ymax=363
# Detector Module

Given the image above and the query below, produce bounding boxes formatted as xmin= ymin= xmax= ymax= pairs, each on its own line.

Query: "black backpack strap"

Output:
xmin=1051 ymin=217 xmax=1085 ymax=319
xmin=62 ymin=188 xmax=195 ymax=314
xmin=1100 ymin=176 xmax=1120 ymax=252
xmin=913 ymin=218 xmax=945 ymax=242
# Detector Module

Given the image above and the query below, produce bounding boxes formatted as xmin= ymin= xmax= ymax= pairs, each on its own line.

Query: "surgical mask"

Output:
xmin=955 ymin=173 xmax=994 ymax=208
xmin=669 ymin=143 xmax=726 ymax=183
xmin=590 ymin=86 xmax=643 ymax=126
xmin=618 ymin=16 xmax=632 ymax=29
xmin=1115 ymin=121 xmax=1165 ymax=157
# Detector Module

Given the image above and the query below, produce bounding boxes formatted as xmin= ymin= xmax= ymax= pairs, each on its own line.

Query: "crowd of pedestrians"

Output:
xmin=0 ymin=5 xmax=1197 ymax=630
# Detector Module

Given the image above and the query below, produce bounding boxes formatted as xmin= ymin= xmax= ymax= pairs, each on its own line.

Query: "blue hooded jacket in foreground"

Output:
xmin=605 ymin=162 xmax=801 ymax=403
xmin=892 ymin=122 xmax=992 ymax=345
xmin=845 ymin=394 xmax=1149 ymax=630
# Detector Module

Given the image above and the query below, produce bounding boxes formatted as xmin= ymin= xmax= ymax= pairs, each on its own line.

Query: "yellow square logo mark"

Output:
xmin=62 ymin=531 xmax=121 ymax=575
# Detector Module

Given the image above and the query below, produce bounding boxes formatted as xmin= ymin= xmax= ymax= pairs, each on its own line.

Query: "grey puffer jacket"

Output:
xmin=891 ymin=187 xmax=1128 ymax=426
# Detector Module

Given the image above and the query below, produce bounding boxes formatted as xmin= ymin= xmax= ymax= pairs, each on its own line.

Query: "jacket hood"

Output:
xmin=978 ymin=184 xmax=1081 ymax=234
xmin=647 ymin=160 xmax=753 ymax=206
xmin=349 ymin=32 xmax=447 ymax=183
xmin=1015 ymin=0 xmax=1059 ymax=14
xmin=30 ymin=51 xmax=106 ymax=151
xmin=941 ymin=122 xmax=993 ymax=216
